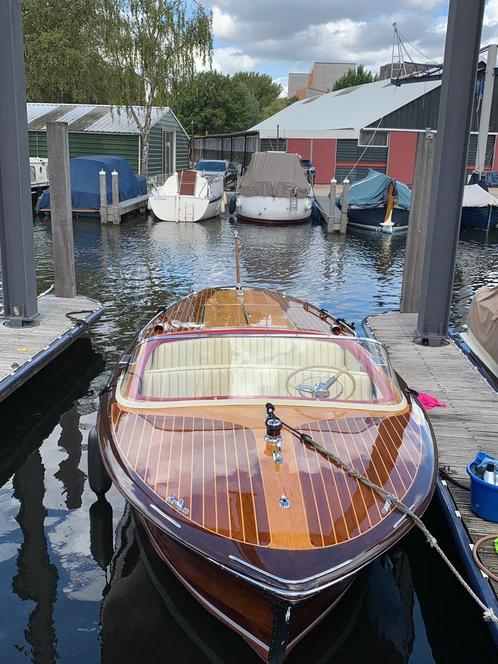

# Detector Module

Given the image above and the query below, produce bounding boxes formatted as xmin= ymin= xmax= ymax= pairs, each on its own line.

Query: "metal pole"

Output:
xmin=416 ymin=0 xmax=485 ymax=346
xmin=476 ymin=44 xmax=497 ymax=175
xmin=400 ymin=129 xmax=435 ymax=313
xmin=0 ymin=0 xmax=38 ymax=324
xmin=46 ymin=122 xmax=76 ymax=298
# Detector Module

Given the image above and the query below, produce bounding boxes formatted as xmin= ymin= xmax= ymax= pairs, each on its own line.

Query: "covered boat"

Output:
xmin=149 ymin=170 xmax=224 ymax=222
xmin=461 ymin=285 xmax=498 ymax=380
xmin=35 ymin=155 xmax=147 ymax=214
xmin=338 ymin=169 xmax=411 ymax=234
xmin=236 ymin=152 xmax=313 ymax=224
xmin=461 ymin=184 xmax=498 ymax=231
xmin=90 ymin=283 xmax=437 ymax=662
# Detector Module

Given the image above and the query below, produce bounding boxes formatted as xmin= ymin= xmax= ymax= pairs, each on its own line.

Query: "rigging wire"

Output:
xmin=265 ymin=402 xmax=498 ymax=625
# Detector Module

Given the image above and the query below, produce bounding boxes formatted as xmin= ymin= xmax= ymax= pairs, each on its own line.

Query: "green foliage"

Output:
xmin=232 ymin=72 xmax=282 ymax=112
xmin=259 ymin=96 xmax=298 ymax=122
xmin=98 ymin=0 xmax=213 ymax=175
xmin=22 ymin=0 xmax=115 ymax=103
xmin=332 ymin=64 xmax=378 ymax=92
xmin=172 ymin=71 xmax=260 ymax=135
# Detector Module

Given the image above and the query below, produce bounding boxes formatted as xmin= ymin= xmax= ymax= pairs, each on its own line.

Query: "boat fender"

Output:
xmin=88 ymin=426 xmax=112 ymax=496
xmin=228 ymin=196 xmax=237 ymax=215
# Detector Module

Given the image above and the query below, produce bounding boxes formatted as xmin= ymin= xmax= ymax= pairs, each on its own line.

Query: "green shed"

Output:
xmin=27 ymin=103 xmax=190 ymax=177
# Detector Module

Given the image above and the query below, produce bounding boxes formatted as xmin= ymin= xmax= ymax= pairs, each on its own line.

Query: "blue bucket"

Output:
xmin=466 ymin=451 xmax=498 ymax=522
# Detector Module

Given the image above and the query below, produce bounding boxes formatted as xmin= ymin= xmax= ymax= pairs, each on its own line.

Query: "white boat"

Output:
xmin=149 ymin=169 xmax=224 ymax=222
xmin=461 ymin=285 xmax=498 ymax=380
xmin=236 ymin=152 xmax=313 ymax=225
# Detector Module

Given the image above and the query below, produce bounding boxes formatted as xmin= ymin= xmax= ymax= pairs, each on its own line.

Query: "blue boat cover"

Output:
xmin=36 ymin=156 xmax=147 ymax=211
xmin=338 ymin=169 xmax=411 ymax=209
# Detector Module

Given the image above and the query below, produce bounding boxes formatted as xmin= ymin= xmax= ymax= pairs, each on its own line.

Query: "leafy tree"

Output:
xmin=259 ymin=95 xmax=298 ymax=122
xmin=22 ymin=0 xmax=115 ymax=103
xmin=172 ymin=71 xmax=259 ymax=135
xmin=332 ymin=64 xmax=378 ymax=92
xmin=98 ymin=0 xmax=213 ymax=175
xmin=232 ymin=72 xmax=282 ymax=114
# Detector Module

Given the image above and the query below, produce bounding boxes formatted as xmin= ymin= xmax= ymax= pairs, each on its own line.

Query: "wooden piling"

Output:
xmin=46 ymin=122 xmax=76 ymax=298
xmin=99 ymin=169 xmax=107 ymax=223
xmin=400 ymin=129 xmax=435 ymax=313
xmin=327 ymin=179 xmax=338 ymax=233
xmin=340 ymin=179 xmax=349 ymax=233
xmin=111 ymin=170 xmax=120 ymax=224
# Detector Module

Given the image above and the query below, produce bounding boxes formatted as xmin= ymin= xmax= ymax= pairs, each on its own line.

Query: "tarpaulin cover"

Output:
xmin=339 ymin=168 xmax=411 ymax=209
xmin=239 ymin=152 xmax=310 ymax=198
xmin=36 ymin=155 xmax=147 ymax=211
xmin=484 ymin=171 xmax=498 ymax=187
xmin=467 ymin=285 xmax=498 ymax=360
xmin=462 ymin=184 xmax=498 ymax=208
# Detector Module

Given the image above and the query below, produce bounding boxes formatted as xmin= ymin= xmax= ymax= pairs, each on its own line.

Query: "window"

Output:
xmin=358 ymin=129 xmax=389 ymax=148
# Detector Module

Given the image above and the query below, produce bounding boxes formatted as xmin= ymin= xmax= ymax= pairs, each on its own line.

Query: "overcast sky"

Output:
xmin=203 ymin=0 xmax=498 ymax=91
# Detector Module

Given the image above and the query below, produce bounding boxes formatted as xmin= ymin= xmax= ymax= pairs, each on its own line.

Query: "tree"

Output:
xmin=232 ymin=72 xmax=282 ymax=114
xmin=172 ymin=71 xmax=259 ymax=135
xmin=22 ymin=0 xmax=115 ymax=103
xmin=258 ymin=96 xmax=298 ymax=122
xmin=98 ymin=0 xmax=213 ymax=175
xmin=332 ymin=64 xmax=378 ymax=92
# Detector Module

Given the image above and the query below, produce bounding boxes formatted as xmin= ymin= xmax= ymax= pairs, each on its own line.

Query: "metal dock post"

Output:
xmin=0 ymin=0 xmax=38 ymax=325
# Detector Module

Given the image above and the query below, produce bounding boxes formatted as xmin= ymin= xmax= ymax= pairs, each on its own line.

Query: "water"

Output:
xmin=1 ymin=215 xmax=497 ymax=663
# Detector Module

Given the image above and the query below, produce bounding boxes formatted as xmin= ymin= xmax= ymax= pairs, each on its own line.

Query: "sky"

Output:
xmin=203 ymin=0 xmax=498 ymax=93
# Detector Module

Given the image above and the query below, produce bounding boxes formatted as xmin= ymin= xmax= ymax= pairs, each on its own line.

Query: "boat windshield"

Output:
xmin=195 ymin=160 xmax=225 ymax=172
xmin=118 ymin=334 xmax=404 ymax=408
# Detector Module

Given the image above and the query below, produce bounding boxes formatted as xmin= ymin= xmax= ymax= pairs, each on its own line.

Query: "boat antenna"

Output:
xmin=234 ymin=230 xmax=242 ymax=290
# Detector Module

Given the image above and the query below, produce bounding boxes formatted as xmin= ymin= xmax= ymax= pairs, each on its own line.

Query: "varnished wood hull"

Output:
xmin=138 ymin=513 xmax=354 ymax=662
xmin=95 ymin=287 xmax=437 ymax=664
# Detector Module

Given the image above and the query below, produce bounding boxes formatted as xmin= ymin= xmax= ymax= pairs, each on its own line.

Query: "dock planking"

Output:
xmin=367 ymin=312 xmax=498 ymax=600
xmin=0 ymin=293 xmax=105 ymax=401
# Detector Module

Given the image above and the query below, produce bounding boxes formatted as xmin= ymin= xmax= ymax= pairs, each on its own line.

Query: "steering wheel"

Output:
xmin=286 ymin=365 xmax=357 ymax=401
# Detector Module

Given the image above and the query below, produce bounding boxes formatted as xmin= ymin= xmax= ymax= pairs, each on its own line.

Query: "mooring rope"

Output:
xmin=271 ymin=408 xmax=498 ymax=624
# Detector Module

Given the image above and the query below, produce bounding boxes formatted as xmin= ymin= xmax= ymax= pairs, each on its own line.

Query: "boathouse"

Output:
xmin=27 ymin=103 xmax=189 ymax=176
xmin=248 ymin=78 xmax=498 ymax=184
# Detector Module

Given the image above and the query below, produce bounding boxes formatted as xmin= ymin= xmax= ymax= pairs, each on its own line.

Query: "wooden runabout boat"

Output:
xmin=91 ymin=285 xmax=437 ymax=662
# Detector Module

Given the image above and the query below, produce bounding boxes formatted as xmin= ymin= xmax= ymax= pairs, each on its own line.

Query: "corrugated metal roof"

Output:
xmin=27 ymin=103 xmax=170 ymax=134
xmin=250 ymin=79 xmax=441 ymax=139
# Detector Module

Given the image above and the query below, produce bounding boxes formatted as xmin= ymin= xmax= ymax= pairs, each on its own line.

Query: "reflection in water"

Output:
xmin=12 ymin=450 xmax=58 ymax=662
xmin=54 ymin=408 xmax=85 ymax=510
xmin=89 ymin=498 xmax=114 ymax=573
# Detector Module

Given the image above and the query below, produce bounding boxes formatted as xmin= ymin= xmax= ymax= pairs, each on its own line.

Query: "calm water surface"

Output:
xmin=1 ymin=215 xmax=497 ymax=663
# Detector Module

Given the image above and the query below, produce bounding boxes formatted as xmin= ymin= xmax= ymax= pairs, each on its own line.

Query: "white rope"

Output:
xmin=38 ymin=284 xmax=54 ymax=298
xmin=295 ymin=429 xmax=498 ymax=624
xmin=343 ymin=116 xmax=385 ymax=183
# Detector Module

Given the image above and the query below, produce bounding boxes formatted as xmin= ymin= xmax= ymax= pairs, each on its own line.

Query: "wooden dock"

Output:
xmin=0 ymin=293 xmax=105 ymax=401
xmin=367 ymin=312 xmax=498 ymax=606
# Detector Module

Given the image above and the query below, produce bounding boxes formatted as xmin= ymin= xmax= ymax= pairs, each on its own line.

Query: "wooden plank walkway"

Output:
xmin=368 ymin=312 xmax=498 ymax=599
xmin=0 ymin=293 xmax=105 ymax=401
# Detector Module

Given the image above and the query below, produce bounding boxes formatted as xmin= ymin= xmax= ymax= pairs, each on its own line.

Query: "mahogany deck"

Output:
xmin=145 ymin=288 xmax=350 ymax=336
xmin=111 ymin=406 xmax=425 ymax=550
